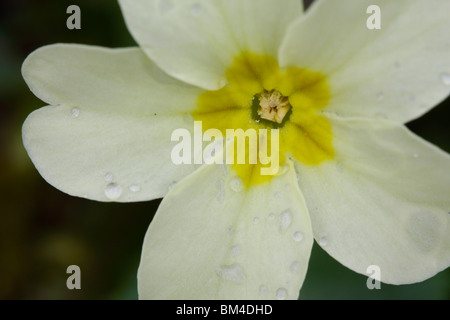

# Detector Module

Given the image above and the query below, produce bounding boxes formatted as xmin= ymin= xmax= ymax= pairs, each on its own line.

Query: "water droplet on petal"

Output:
xmin=230 ymin=177 xmax=243 ymax=192
xmin=253 ymin=217 xmax=260 ymax=225
xmin=71 ymin=108 xmax=80 ymax=118
xmin=230 ymin=245 xmax=240 ymax=256
xmin=280 ymin=210 xmax=292 ymax=232
xmin=413 ymin=153 xmax=419 ymax=159
xmin=290 ymin=261 xmax=300 ymax=272
xmin=440 ymin=72 xmax=450 ymax=86
xmin=285 ymin=184 xmax=290 ymax=191
xmin=276 ymin=288 xmax=288 ymax=300
xmin=227 ymin=226 xmax=235 ymax=235
xmin=319 ymin=236 xmax=328 ymax=246
xmin=274 ymin=192 xmax=281 ymax=199
xmin=268 ymin=213 xmax=275 ymax=220
xmin=158 ymin=0 xmax=173 ymax=14
xmin=168 ymin=181 xmax=177 ymax=191
xmin=216 ymin=179 xmax=225 ymax=203
xmin=129 ymin=184 xmax=140 ymax=193
xmin=105 ymin=183 xmax=122 ymax=200
xmin=217 ymin=264 xmax=245 ymax=284
xmin=259 ymin=285 xmax=267 ymax=296
xmin=104 ymin=173 xmax=113 ymax=182
xmin=191 ymin=3 xmax=201 ymax=15
xmin=293 ymin=231 xmax=304 ymax=242
xmin=376 ymin=92 xmax=384 ymax=101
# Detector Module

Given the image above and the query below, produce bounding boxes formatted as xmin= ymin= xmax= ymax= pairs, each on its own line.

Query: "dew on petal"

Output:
xmin=276 ymin=287 xmax=288 ymax=300
xmin=216 ymin=179 xmax=225 ymax=203
xmin=290 ymin=261 xmax=300 ymax=272
xmin=129 ymin=184 xmax=141 ymax=193
xmin=71 ymin=108 xmax=80 ymax=118
xmin=284 ymin=184 xmax=290 ymax=191
xmin=230 ymin=177 xmax=243 ymax=192
xmin=217 ymin=264 xmax=245 ymax=284
xmin=259 ymin=285 xmax=267 ymax=296
xmin=168 ymin=181 xmax=178 ymax=191
xmin=280 ymin=210 xmax=292 ymax=232
xmin=191 ymin=3 xmax=202 ymax=15
xmin=104 ymin=172 xmax=113 ymax=182
xmin=413 ymin=153 xmax=419 ymax=159
xmin=227 ymin=226 xmax=235 ymax=235
xmin=274 ymin=192 xmax=281 ymax=199
xmin=319 ymin=236 xmax=328 ymax=246
xmin=376 ymin=92 xmax=384 ymax=101
xmin=105 ymin=183 xmax=122 ymax=200
xmin=230 ymin=245 xmax=240 ymax=257
xmin=440 ymin=72 xmax=450 ymax=86
xmin=268 ymin=213 xmax=275 ymax=220
xmin=253 ymin=217 xmax=260 ymax=225
xmin=158 ymin=0 xmax=173 ymax=14
xmin=293 ymin=231 xmax=304 ymax=242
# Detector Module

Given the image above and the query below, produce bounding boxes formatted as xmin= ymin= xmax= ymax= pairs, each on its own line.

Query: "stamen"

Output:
xmin=258 ymin=90 xmax=291 ymax=124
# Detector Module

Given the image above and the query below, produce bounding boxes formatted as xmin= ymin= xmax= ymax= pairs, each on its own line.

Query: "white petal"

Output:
xmin=138 ymin=160 xmax=313 ymax=299
xmin=280 ymin=0 xmax=450 ymax=123
xmin=295 ymin=115 xmax=450 ymax=284
xmin=23 ymin=106 xmax=197 ymax=202
xmin=22 ymin=44 xmax=203 ymax=202
xmin=119 ymin=0 xmax=303 ymax=90
xmin=22 ymin=44 xmax=202 ymax=115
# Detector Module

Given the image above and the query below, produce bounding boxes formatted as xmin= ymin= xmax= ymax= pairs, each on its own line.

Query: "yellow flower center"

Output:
xmin=192 ymin=52 xmax=334 ymax=188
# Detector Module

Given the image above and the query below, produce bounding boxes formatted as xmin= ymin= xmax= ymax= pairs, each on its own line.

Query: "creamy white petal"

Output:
xmin=295 ymin=115 xmax=450 ymax=284
xmin=22 ymin=44 xmax=202 ymax=115
xmin=119 ymin=0 xmax=303 ymax=90
xmin=138 ymin=160 xmax=313 ymax=299
xmin=22 ymin=44 xmax=204 ymax=202
xmin=23 ymin=106 xmax=198 ymax=202
xmin=280 ymin=0 xmax=450 ymax=123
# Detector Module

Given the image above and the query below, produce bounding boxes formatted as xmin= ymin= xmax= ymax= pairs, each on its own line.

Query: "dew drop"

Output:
xmin=259 ymin=285 xmax=267 ymax=296
xmin=413 ymin=153 xmax=419 ymax=159
xmin=217 ymin=264 xmax=245 ymax=284
xmin=293 ymin=231 xmax=304 ymax=242
xmin=253 ymin=217 xmax=260 ymax=225
xmin=168 ymin=181 xmax=177 ymax=191
xmin=216 ymin=179 xmax=225 ymax=203
xmin=230 ymin=177 xmax=243 ymax=192
xmin=104 ymin=173 xmax=113 ymax=182
xmin=274 ymin=192 xmax=281 ymax=199
xmin=376 ymin=92 xmax=384 ymax=101
xmin=129 ymin=184 xmax=141 ymax=193
xmin=290 ymin=261 xmax=300 ymax=272
xmin=218 ymin=78 xmax=227 ymax=87
xmin=276 ymin=287 xmax=288 ymax=300
xmin=71 ymin=108 xmax=80 ymax=118
xmin=158 ymin=0 xmax=173 ymax=14
xmin=227 ymin=226 xmax=235 ymax=235
xmin=191 ymin=3 xmax=201 ymax=15
xmin=284 ymin=184 xmax=290 ymax=191
xmin=105 ymin=183 xmax=122 ymax=200
xmin=280 ymin=210 xmax=292 ymax=232
xmin=319 ymin=236 xmax=328 ymax=246
xmin=230 ymin=245 xmax=240 ymax=257
xmin=268 ymin=213 xmax=275 ymax=220
xmin=440 ymin=72 xmax=450 ymax=86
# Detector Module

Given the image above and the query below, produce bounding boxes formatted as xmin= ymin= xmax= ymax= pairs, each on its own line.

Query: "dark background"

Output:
xmin=0 ymin=0 xmax=448 ymax=299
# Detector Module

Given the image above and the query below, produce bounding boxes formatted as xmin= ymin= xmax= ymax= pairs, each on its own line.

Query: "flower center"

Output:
xmin=192 ymin=52 xmax=334 ymax=188
xmin=257 ymin=90 xmax=291 ymax=124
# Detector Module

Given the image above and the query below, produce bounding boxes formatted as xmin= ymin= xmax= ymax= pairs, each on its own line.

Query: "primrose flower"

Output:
xmin=22 ymin=0 xmax=450 ymax=300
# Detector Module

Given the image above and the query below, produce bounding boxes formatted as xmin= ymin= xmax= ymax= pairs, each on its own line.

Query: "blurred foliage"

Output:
xmin=0 ymin=0 xmax=448 ymax=300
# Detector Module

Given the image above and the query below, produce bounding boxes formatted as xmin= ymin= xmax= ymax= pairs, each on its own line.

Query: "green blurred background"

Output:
xmin=0 ymin=0 xmax=448 ymax=299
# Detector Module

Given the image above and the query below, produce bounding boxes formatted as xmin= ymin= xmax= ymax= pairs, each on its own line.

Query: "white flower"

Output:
xmin=22 ymin=0 xmax=450 ymax=300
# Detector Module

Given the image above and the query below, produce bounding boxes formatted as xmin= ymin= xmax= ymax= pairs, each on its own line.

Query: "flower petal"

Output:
xmin=22 ymin=44 xmax=203 ymax=202
xmin=295 ymin=115 xmax=450 ymax=284
xmin=138 ymin=160 xmax=313 ymax=299
xmin=280 ymin=0 xmax=450 ymax=123
xmin=119 ymin=0 xmax=303 ymax=90
xmin=22 ymin=44 xmax=202 ymax=115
